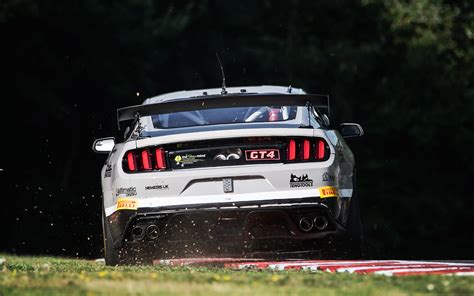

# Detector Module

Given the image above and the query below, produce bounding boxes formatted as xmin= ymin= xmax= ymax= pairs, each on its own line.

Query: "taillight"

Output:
xmin=302 ymin=139 xmax=311 ymax=160
xmin=124 ymin=147 xmax=167 ymax=173
xmin=287 ymin=139 xmax=297 ymax=161
xmin=141 ymin=150 xmax=152 ymax=170
xmin=127 ymin=151 xmax=137 ymax=171
xmin=155 ymin=148 xmax=166 ymax=170
xmin=286 ymin=138 xmax=328 ymax=162
xmin=316 ymin=139 xmax=325 ymax=160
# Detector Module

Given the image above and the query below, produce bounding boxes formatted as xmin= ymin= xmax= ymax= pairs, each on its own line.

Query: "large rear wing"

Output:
xmin=116 ymin=93 xmax=329 ymax=129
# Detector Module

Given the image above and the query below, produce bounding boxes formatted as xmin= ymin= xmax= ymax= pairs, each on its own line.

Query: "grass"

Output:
xmin=0 ymin=254 xmax=473 ymax=295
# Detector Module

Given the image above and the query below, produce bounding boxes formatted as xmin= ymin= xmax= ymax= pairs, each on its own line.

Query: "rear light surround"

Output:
xmin=285 ymin=137 xmax=330 ymax=163
xmin=123 ymin=147 xmax=169 ymax=173
xmin=122 ymin=137 xmax=330 ymax=173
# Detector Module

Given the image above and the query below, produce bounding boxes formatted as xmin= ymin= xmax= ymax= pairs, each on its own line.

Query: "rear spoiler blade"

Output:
xmin=117 ymin=93 xmax=329 ymax=126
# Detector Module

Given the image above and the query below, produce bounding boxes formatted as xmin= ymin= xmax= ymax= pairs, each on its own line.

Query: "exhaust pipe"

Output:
xmin=213 ymin=154 xmax=227 ymax=161
xmin=226 ymin=153 xmax=240 ymax=160
xmin=226 ymin=148 xmax=242 ymax=160
xmin=314 ymin=216 xmax=329 ymax=231
xmin=131 ymin=225 xmax=145 ymax=241
xmin=145 ymin=224 xmax=160 ymax=240
xmin=299 ymin=217 xmax=314 ymax=232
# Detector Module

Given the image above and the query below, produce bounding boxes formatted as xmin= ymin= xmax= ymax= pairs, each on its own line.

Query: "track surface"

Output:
xmin=156 ymin=258 xmax=474 ymax=276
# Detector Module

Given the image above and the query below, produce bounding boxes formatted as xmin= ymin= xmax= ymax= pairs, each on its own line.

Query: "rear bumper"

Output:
xmin=106 ymin=197 xmax=346 ymax=256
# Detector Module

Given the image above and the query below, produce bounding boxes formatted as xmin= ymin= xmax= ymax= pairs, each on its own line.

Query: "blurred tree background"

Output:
xmin=1 ymin=0 xmax=473 ymax=259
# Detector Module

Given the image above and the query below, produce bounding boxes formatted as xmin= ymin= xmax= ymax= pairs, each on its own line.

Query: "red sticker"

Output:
xmin=245 ymin=149 xmax=280 ymax=161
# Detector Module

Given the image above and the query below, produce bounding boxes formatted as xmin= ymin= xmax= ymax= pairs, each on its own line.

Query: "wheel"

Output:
xmin=102 ymin=206 xmax=120 ymax=266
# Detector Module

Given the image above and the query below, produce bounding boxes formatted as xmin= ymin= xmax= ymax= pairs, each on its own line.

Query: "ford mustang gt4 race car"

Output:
xmin=93 ymin=85 xmax=364 ymax=265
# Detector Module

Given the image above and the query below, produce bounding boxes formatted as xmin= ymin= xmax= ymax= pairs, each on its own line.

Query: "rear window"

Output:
xmin=151 ymin=106 xmax=297 ymax=129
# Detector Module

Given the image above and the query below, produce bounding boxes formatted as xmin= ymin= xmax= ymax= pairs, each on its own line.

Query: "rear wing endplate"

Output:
xmin=117 ymin=93 xmax=329 ymax=129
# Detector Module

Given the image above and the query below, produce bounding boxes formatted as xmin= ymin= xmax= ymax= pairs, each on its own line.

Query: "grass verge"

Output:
xmin=0 ymin=254 xmax=473 ymax=295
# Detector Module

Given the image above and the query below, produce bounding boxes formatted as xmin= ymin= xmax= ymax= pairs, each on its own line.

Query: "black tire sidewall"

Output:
xmin=102 ymin=205 xmax=120 ymax=266
xmin=345 ymin=170 xmax=364 ymax=257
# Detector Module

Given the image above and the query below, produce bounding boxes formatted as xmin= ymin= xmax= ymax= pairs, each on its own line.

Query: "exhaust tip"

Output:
xmin=299 ymin=217 xmax=314 ymax=232
xmin=226 ymin=153 xmax=240 ymax=160
xmin=213 ymin=154 xmax=227 ymax=161
xmin=145 ymin=224 xmax=160 ymax=240
xmin=314 ymin=216 xmax=329 ymax=231
xmin=131 ymin=226 xmax=145 ymax=240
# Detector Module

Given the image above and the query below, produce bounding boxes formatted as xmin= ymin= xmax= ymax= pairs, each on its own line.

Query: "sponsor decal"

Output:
xmin=105 ymin=148 xmax=117 ymax=163
xmin=290 ymin=174 xmax=313 ymax=188
xmin=104 ymin=164 xmax=112 ymax=178
xmin=103 ymin=148 xmax=116 ymax=178
xmin=145 ymin=185 xmax=169 ymax=190
xmin=174 ymin=153 xmax=206 ymax=167
xmin=319 ymin=186 xmax=338 ymax=198
xmin=322 ymin=172 xmax=335 ymax=182
xmin=245 ymin=149 xmax=280 ymax=161
xmin=116 ymin=197 xmax=138 ymax=210
xmin=116 ymin=186 xmax=137 ymax=197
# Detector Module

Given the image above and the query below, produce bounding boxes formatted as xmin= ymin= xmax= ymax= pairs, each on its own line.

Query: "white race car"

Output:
xmin=93 ymin=85 xmax=364 ymax=265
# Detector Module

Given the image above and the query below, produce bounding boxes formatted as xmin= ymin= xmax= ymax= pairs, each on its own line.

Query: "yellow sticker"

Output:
xmin=116 ymin=197 xmax=138 ymax=210
xmin=319 ymin=186 xmax=338 ymax=198
xmin=174 ymin=155 xmax=182 ymax=162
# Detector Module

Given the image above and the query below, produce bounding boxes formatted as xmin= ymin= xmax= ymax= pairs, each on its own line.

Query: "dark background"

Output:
xmin=1 ymin=0 xmax=473 ymax=259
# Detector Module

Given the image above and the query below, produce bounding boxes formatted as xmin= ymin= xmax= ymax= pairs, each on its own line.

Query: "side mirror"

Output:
xmin=92 ymin=137 xmax=115 ymax=154
xmin=340 ymin=123 xmax=364 ymax=138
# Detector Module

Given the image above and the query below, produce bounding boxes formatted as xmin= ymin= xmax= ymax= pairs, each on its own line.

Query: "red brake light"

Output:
xmin=141 ymin=150 xmax=152 ymax=170
xmin=302 ymin=139 xmax=311 ymax=160
xmin=287 ymin=139 xmax=297 ymax=161
xmin=155 ymin=148 xmax=166 ymax=169
xmin=316 ymin=139 xmax=325 ymax=160
xmin=127 ymin=152 xmax=137 ymax=171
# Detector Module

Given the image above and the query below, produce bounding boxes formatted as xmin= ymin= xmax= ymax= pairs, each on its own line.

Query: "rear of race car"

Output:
xmin=97 ymin=87 xmax=359 ymax=264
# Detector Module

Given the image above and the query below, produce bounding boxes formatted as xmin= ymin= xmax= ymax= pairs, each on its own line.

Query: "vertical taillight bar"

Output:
xmin=141 ymin=150 xmax=152 ymax=170
xmin=287 ymin=139 xmax=297 ymax=161
xmin=302 ymin=139 xmax=311 ymax=160
xmin=155 ymin=148 xmax=166 ymax=169
xmin=316 ymin=139 xmax=325 ymax=160
xmin=127 ymin=151 xmax=137 ymax=171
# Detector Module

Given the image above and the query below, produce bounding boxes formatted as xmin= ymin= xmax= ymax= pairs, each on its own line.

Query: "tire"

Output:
xmin=345 ymin=183 xmax=364 ymax=258
xmin=344 ymin=167 xmax=365 ymax=258
xmin=102 ymin=206 xmax=120 ymax=266
xmin=320 ymin=173 xmax=364 ymax=259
